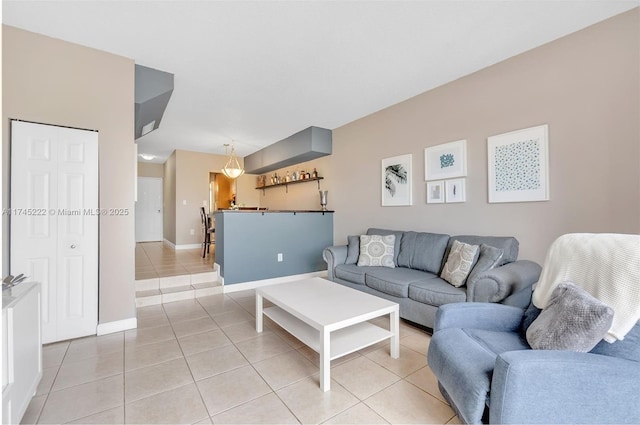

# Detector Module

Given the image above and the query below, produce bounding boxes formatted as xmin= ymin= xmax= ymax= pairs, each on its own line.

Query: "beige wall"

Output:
xmin=256 ymin=156 xmax=333 ymax=211
xmin=170 ymin=149 xmax=259 ymax=246
xmin=163 ymin=152 xmax=177 ymax=244
xmin=328 ymin=9 xmax=639 ymax=264
xmin=2 ymin=25 xmax=137 ymax=324
xmin=137 ymin=161 xmax=164 ymax=178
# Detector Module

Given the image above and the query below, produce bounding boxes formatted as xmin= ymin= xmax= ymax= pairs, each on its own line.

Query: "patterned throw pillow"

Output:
xmin=440 ymin=240 xmax=480 ymax=287
xmin=357 ymin=235 xmax=396 ymax=268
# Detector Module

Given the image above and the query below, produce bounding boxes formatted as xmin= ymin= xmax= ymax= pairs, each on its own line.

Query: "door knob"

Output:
xmin=70 ymin=244 xmax=76 ymax=249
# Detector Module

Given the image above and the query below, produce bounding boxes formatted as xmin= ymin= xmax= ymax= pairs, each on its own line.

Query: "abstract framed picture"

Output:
xmin=426 ymin=180 xmax=444 ymax=204
xmin=382 ymin=154 xmax=412 ymax=206
xmin=445 ymin=178 xmax=466 ymax=203
xmin=487 ymin=124 xmax=549 ymax=203
xmin=425 ymin=139 xmax=467 ymax=181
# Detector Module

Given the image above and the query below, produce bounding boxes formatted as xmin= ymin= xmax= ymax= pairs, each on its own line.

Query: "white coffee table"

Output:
xmin=255 ymin=277 xmax=399 ymax=391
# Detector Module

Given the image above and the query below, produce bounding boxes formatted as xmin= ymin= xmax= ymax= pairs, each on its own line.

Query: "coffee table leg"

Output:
xmin=320 ymin=328 xmax=330 ymax=392
xmin=390 ymin=308 xmax=399 ymax=359
xmin=256 ymin=294 xmax=263 ymax=332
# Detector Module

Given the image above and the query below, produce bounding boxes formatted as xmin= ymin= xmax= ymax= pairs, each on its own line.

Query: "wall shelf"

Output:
xmin=256 ymin=177 xmax=323 ymax=194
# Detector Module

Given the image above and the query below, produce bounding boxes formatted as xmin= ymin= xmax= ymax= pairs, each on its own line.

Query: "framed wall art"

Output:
xmin=382 ymin=154 xmax=412 ymax=206
xmin=445 ymin=178 xmax=466 ymax=203
xmin=426 ymin=180 xmax=444 ymax=204
xmin=487 ymin=124 xmax=549 ymax=203
xmin=425 ymin=139 xmax=467 ymax=181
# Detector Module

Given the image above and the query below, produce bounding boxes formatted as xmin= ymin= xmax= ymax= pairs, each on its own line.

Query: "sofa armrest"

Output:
xmin=467 ymin=260 xmax=542 ymax=305
xmin=491 ymin=350 xmax=640 ymax=424
xmin=322 ymin=245 xmax=347 ymax=281
xmin=434 ymin=302 xmax=524 ymax=333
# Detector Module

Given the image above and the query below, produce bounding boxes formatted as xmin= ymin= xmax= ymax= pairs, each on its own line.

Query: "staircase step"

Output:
xmin=159 ymin=275 xmax=191 ymax=289
xmin=162 ymin=287 xmax=195 ymax=303
xmin=191 ymin=271 xmax=217 ymax=284
xmin=135 ymin=278 xmax=159 ymax=292
xmin=135 ymin=268 xmax=221 ymax=307
xmin=135 ymin=289 xmax=162 ymax=308
xmin=193 ymin=281 xmax=223 ymax=297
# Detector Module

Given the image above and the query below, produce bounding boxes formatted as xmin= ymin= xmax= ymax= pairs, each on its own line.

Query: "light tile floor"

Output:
xmin=135 ymin=242 xmax=215 ymax=280
xmin=23 ymin=290 xmax=462 ymax=425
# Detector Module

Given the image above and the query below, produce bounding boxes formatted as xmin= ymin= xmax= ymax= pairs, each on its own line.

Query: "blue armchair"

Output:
xmin=427 ymin=302 xmax=640 ymax=424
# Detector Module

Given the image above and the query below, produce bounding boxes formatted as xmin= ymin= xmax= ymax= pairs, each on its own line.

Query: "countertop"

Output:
xmin=2 ymin=281 xmax=39 ymax=310
xmin=214 ymin=210 xmax=334 ymax=213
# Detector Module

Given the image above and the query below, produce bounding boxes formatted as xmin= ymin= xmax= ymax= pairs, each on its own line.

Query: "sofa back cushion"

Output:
xmin=396 ymin=231 xmax=450 ymax=274
xmin=444 ymin=235 xmax=519 ymax=270
xmin=366 ymin=228 xmax=404 ymax=265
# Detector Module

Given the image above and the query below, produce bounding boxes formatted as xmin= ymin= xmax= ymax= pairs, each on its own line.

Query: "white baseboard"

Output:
xmin=97 ymin=317 xmax=137 ymax=335
xmin=175 ymin=243 xmax=202 ymax=250
xmin=163 ymin=239 xmax=175 ymax=249
xmin=222 ymin=270 xmax=328 ymax=293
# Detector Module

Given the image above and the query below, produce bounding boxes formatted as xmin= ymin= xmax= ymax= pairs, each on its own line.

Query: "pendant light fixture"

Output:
xmin=222 ymin=143 xmax=245 ymax=179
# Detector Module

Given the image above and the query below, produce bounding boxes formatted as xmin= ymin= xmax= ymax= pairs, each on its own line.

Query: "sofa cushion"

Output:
xmin=366 ymin=228 xmax=404 ymax=265
xmin=408 ymin=278 xmax=466 ymax=306
xmin=467 ymin=243 xmax=504 ymax=285
xmin=364 ymin=267 xmax=435 ymax=298
xmin=335 ymin=264 xmax=368 ymax=285
xmin=527 ymin=282 xmax=614 ymax=352
xmin=440 ymin=240 xmax=480 ymax=287
xmin=444 ymin=235 xmax=519 ymax=268
xmin=396 ymin=231 xmax=450 ymax=274
xmin=357 ymin=235 xmax=395 ymax=268
xmin=345 ymin=235 xmax=360 ymax=265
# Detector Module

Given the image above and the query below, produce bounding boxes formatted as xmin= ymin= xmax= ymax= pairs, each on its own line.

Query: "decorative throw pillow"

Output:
xmin=466 ymin=244 xmax=504 ymax=286
xmin=357 ymin=235 xmax=395 ymax=268
xmin=526 ymin=281 xmax=614 ymax=352
xmin=440 ymin=240 xmax=480 ymax=287
xmin=345 ymin=235 xmax=360 ymax=265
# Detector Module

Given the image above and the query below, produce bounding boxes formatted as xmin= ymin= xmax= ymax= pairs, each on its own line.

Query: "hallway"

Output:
xmin=135 ymin=242 xmax=214 ymax=280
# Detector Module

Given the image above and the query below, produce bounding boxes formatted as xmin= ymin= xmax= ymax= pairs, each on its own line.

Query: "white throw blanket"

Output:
xmin=532 ymin=233 xmax=640 ymax=342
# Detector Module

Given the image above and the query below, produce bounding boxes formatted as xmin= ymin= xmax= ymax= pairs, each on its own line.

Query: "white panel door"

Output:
xmin=11 ymin=121 xmax=98 ymax=343
xmin=135 ymin=177 xmax=163 ymax=242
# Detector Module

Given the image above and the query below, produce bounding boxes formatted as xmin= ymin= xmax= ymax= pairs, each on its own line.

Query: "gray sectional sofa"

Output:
xmin=322 ymin=228 xmax=542 ymax=330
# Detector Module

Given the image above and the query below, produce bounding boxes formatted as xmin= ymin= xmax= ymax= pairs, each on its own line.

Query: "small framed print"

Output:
xmin=445 ymin=178 xmax=466 ymax=203
xmin=425 ymin=139 xmax=467 ymax=181
xmin=426 ymin=181 xmax=444 ymax=204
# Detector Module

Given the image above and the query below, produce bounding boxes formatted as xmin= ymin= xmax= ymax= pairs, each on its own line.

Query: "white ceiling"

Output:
xmin=3 ymin=1 xmax=638 ymax=163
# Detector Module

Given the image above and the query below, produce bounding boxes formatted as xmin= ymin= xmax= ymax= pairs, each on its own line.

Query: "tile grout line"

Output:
xmin=163 ymin=299 xmax=214 ymax=424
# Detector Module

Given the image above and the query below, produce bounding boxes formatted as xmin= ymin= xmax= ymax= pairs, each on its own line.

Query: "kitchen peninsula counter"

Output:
xmin=213 ymin=210 xmax=333 ymax=285
xmin=215 ymin=209 xmax=334 ymax=213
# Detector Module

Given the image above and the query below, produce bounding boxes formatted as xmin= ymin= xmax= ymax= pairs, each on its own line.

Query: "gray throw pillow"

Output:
xmin=440 ymin=240 xmax=480 ymax=287
xmin=345 ymin=235 xmax=360 ymax=265
xmin=357 ymin=235 xmax=395 ymax=268
xmin=526 ymin=281 xmax=614 ymax=352
xmin=466 ymin=244 xmax=503 ymax=285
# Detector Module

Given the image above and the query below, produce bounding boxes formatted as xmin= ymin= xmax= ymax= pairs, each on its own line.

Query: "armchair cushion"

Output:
xmin=526 ymin=281 xmax=614 ymax=352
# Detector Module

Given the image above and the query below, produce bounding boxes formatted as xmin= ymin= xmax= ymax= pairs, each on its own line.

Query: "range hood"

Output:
xmin=134 ymin=64 xmax=174 ymax=139
xmin=244 ymin=126 xmax=332 ymax=174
